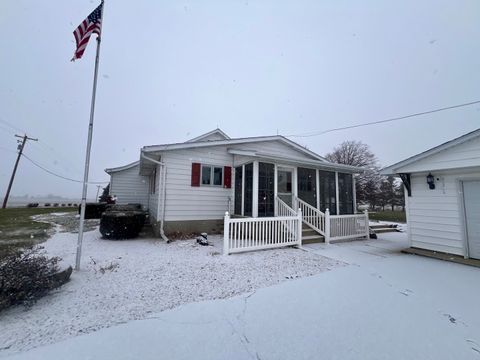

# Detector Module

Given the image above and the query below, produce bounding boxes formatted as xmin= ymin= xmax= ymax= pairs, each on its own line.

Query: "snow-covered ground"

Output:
xmin=0 ymin=226 xmax=340 ymax=356
xmin=3 ymin=231 xmax=480 ymax=360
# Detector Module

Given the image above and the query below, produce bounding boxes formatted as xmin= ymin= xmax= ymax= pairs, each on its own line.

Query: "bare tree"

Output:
xmin=325 ymin=140 xmax=383 ymax=210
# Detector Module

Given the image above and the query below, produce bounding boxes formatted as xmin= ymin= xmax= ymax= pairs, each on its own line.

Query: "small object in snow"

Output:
xmin=196 ymin=232 xmax=209 ymax=246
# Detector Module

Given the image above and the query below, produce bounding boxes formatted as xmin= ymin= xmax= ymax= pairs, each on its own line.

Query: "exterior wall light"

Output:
xmin=426 ymin=173 xmax=435 ymax=190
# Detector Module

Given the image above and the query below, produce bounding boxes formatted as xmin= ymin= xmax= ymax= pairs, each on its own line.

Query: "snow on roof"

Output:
xmin=105 ymin=161 xmax=139 ymax=174
xmin=381 ymin=128 xmax=480 ymax=174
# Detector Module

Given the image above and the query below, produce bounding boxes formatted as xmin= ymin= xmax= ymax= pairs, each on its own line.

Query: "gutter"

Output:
xmin=140 ymin=153 xmax=169 ymax=243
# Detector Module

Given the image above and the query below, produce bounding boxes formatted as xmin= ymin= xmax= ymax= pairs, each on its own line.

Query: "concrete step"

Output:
xmin=302 ymin=234 xmax=325 ymax=244
xmin=370 ymin=224 xmax=398 ymax=230
xmin=372 ymin=228 xmax=399 ymax=233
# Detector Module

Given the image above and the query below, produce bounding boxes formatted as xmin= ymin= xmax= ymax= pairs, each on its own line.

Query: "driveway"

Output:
xmin=5 ymin=232 xmax=480 ymax=360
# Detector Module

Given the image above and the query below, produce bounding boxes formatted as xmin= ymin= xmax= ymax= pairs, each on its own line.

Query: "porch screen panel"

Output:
xmin=318 ymin=170 xmax=337 ymax=215
xmin=234 ymin=166 xmax=243 ymax=215
xmin=258 ymin=162 xmax=275 ymax=217
xmin=338 ymin=173 xmax=354 ymax=214
xmin=297 ymin=167 xmax=316 ymax=207
xmin=244 ymin=163 xmax=253 ymax=216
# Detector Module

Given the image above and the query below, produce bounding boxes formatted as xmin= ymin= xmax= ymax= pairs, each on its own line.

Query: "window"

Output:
xmin=201 ymin=165 xmax=223 ymax=186
xmin=297 ymin=167 xmax=316 ymax=207
xmin=234 ymin=166 xmax=243 ymax=215
xmin=338 ymin=173 xmax=354 ymax=214
xmin=258 ymin=162 xmax=274 ymax=217
xmin=318 ymin=170 xmax=336 ymax=215
xmin=201 ymin=165 xmax=211 ymax=185
xmin=213 ymin=167 xmax=223 ymax=186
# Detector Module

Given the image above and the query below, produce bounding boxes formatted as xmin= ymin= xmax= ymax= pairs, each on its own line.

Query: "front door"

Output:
xmin=463 ymin=180 xmax=480 ymax=260
xmin=278 ymin=168 xmax=293 ymax=208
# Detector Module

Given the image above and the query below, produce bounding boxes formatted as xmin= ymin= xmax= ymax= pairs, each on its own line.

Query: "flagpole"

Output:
xmin=75 ymin=35 xmax=102 ymax=271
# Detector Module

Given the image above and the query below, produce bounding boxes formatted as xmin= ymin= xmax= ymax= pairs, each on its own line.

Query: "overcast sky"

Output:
xmin=1 ymin=0 xmax=479 ymax=199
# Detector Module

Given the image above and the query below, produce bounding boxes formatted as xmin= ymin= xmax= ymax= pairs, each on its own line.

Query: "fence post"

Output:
xmin=364 ymin=210 xmax=369 ymax=239
xmin=224 ymin=211 xmax=230 ymax=255
xmin=297 ymin=208 xmax=303 ymax=247
xmin=325 ymin=208 xmax=330 ymax=244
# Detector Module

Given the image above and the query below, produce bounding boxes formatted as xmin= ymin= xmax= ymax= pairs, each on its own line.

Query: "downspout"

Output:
xmin=141 ymin=152 xmax=169 ymax=242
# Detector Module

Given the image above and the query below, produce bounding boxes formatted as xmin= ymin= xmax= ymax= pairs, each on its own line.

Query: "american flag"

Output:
xmin=71 ymin=1 xmax=103 ymax=61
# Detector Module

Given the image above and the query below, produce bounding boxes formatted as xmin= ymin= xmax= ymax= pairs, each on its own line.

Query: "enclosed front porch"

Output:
xmin=224 ymin=159 xmax=369 ymax=254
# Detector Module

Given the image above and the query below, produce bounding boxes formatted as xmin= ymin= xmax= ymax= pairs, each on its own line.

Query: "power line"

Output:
xmin=285 ymin=100 xmax=480 ymax=138
xmin=0 ymin=118 xmax=26 ymax=134
xmin=21 ymin=153 xmax=108 ymax=185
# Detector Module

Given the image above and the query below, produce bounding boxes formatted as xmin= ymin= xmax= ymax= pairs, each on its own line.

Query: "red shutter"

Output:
xmin=224 ymin=166 xmax=232 ymax=188
xmin=191 ymin=163 xmax=201 ymax=187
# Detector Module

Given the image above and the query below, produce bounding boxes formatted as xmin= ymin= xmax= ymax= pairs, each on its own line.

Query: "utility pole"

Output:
xmin=2 ymin=134 xmax=38 ymax=209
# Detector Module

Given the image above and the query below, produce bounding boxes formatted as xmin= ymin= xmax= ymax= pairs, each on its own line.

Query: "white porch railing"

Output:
xmin=224 ymin=210 xmax=302 ymax=255
xmin=329 ymin=211 xmax=369 ymax=242
xmin=294 ymin=197 xmax=369 ymax=243
xmin=294 ymin=197 xmax=325 ymax=236
xmin=275 ymin=196 xmax=297 ymax=217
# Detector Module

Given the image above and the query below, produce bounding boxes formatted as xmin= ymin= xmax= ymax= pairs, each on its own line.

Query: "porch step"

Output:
xmin=370 ymin=224 xmax=398 ymax=230
xmin=302 ymin=234 xmax=325 ymax=244
xmin=372 ymin=227 xmax=399 ymax=234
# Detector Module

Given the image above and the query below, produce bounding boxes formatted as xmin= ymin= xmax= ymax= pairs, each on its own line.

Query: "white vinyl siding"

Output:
xmin=162 ymin=145 xmax=234 ymax=221
xmin=397 ymin=136 xmax=480 ymax=173
xmin=408 ymin=170 xmax=480 ymax=255
xmin=109 ymin=165 xmax=150 ymax=209
xmin=193 ymin=133 xmax=228 ymax=142
xmin=148 ymin=166 xmax=161 ymax=220
xmin=229 ymin=140 xmax=323 ymax=162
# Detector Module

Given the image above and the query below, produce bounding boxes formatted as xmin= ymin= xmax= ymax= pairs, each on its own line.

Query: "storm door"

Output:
xmin=277 ymin=168 xmax=293 ymax=208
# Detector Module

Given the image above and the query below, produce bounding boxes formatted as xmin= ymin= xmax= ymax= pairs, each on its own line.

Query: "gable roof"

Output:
xmin=142 ymin=135 xmax=328 ymax=162
xmin=185 ymin=129 xmax=230 ymax=143
xmin=105 ymin=160 xmax=139 ymax=174
xmin=381 ymin=128 xmax=480 ymax=174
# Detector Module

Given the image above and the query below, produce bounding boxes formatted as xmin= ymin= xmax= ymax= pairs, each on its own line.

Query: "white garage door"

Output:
xmin=463 ymin=180 xmax=480 ymax=260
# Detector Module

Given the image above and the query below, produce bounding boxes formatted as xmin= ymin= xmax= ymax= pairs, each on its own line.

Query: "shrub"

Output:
xmin=0 ymin=247 xmax=70 ymax=311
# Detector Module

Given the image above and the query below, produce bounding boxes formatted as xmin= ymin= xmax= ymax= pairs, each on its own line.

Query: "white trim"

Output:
xmin=105 ymin=160 xmax=139 ymax=174
xmin=241 ymin=164 xmax=245 ymax=216
xmin=335 ymin=171 xmax=340 ymax=215
xmin=316 ymin=169 xmax=320 ymax=210
xmin=274 ymin=164 xmax=278 ymax=216
xmin=227 ymin=149 xmax=362 ymax=173
xmin=404 ymin=183 xmax=412 ymax=248
xmin=200 ymin=164 xmax=224 ymax=187
xmin=352 ymin=175 xmax=357 ymax=214
xmin=458 ymin=177 xmax=480 ymax=259
xmin=252 ymin=161 xmax=259 ymax=217
xmin=458 ymin=180 xmax=469 ymax=258
xmin=381 ymin=128 xmax=480 ymax=175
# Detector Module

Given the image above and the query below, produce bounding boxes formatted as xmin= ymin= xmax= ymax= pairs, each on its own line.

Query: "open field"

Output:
xmin=0 ymin=207 xmax=77 ymax=258
xmin=369 ymin=210 xmax=406 ymax=223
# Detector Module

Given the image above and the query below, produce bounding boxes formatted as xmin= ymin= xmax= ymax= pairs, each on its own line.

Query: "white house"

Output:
xmin=382 ymin=128 xmax=480 ymax=260
xmin=105 ymin=129 xmax=368 ymax=245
